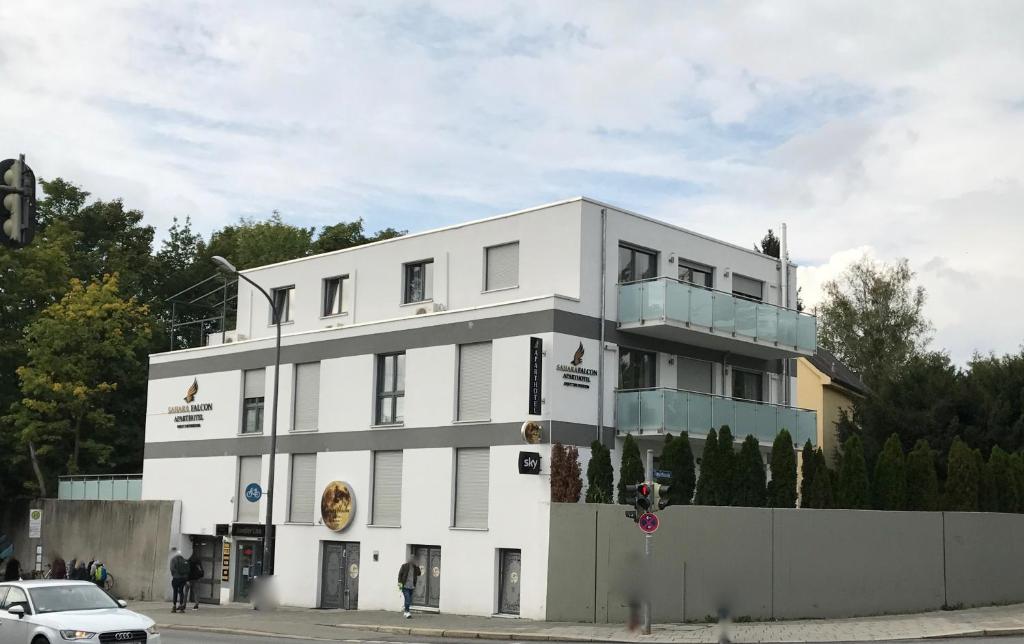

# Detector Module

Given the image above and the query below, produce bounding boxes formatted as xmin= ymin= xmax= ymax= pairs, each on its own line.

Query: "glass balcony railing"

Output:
xmin=618 ymin=277 xmax=817 ymax=354
xmin=615 ymin=387 xmax=817 ymax=446
xmin=57 ymin=474 xmax=143 ymax=501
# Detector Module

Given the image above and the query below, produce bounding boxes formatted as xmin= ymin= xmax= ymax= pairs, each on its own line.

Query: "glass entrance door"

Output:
xmin=233 ymin=540 xmax=263 ymax=602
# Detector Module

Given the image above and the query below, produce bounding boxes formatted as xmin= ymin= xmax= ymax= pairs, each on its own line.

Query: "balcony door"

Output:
xmin=619 ymin=348 xmax=656 ymax=390
xmin=731 ymin=368 xmax=765 ymax=402
xmin=618 ymin=244 xmax=657 ymax=284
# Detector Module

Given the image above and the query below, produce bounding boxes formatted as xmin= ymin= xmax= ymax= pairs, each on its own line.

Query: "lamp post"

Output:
xmin=213 ymin=255 xmax=281 ymax=577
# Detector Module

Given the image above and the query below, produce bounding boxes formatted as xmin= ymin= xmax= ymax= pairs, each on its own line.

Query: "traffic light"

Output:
xmin=653 ymin=483 xmax=670 ymax=510
xmin=0 ymin=155 xmax=36 ymax=248
xmin=636 ymin=482 xmax=652 ymax=512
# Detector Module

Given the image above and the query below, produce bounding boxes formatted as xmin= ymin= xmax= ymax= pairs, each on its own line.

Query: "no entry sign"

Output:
xmin=638 ymin=512 xmax=659 ymax=534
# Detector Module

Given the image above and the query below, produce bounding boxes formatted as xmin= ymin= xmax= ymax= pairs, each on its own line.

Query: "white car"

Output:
xmin=0 ymin=580 xmax=159 ymax=643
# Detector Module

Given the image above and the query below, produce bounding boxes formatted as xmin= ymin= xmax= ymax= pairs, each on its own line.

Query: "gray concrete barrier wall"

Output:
xmin=944 ymin=512 xmax=1024 ymax=608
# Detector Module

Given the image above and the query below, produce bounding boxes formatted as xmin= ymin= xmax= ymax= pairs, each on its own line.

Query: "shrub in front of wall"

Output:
xmin=733 ymin=435 xmax=767 ymax=507
xmin=767 ymin=429 xmax=797 ymax=508
xmin=585 ymin=440 xmax=614 ymax=504
xmin=837 ymin=435 xmax=871 ymax=509
xmin=799 ymin=439 xmax=817 ymax=508
xmin=694 ymin=428 xmax=719 ymax=506
xmin=944 ymin=437 xmax=978 ymax=512
xmin=873 ymin=433 xmax=907 ymax=511
xmin=905 ymin=439 xmax=939 ymax=511
xmin=617 ymin=434 xmax=645 ymax=505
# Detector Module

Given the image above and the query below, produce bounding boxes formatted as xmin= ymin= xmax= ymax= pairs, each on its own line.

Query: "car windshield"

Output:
xmin=28 ymin=585 xmax=119 ymax=614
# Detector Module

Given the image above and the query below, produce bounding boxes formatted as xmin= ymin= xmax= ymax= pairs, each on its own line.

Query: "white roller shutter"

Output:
xmin=454 ymin=448 xmax=489 ymax=528
xmin=372 ymin=451 xmax=403 ymax=526
xmin=732 ymin=274 xmax=764 ymax=301
xmin=678 ymin=357 xmax=713 ymax=394
xmin=237 ymin=456 xmax=261 ymax=522
xmin=293 ymin=362 xmax=320 ymax=431
xmin=485 ymin=242 xmax=519 ymax=291
xmin=244 ymin=369 xmax=266 ymax=399
xmin=288 ymin=453 xmax=316 ymax=523
xmin=458 ymin=342 xmax=492 ymax=421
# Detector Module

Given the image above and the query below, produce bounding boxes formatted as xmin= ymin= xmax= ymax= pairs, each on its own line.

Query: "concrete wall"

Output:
xmin=548 ymin=504 xmax=1024 ymax=622
xmin=0 ymin=499 xmax=180 ymax=601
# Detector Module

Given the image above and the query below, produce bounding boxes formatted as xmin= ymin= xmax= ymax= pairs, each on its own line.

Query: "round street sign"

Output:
xmin=638 ymin=512 xmax=659 ymax=534
xmin=244 ymin=483 xmax=262 ymax=502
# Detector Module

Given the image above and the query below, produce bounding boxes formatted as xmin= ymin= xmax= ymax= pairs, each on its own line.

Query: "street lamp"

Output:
xmin=213 ymin=255 xmax=282 ymax=578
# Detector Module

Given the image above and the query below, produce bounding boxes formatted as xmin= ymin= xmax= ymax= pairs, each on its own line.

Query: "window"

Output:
xmin=457 ymin=342 xmax=492 ymax=421
xmin=288 ymin=453 xmax=316 ymax=523
xmin=678 ymin=357 xmax=713 ymax=394
xmin=371 ymin=450 xmax=403 ymax=526
xmin=293 ymin=362 xmax=320 ymax=431
xmin=619 ymin=348 xmax=656 ymax=389
xmin=322 ymin=275 xmax=350 ymax=317
xmin=375 ymin=353 xmax=405 ymax=425
xmin=454 ymin=448 xmax=489 ymax=529
xmin=679 ymin=261 xmax=713 ymax=288
xmin=484 ymin=242 xmax=519 ymax=291
xmin=618 ymin=244 xmax=657 ymax=283
xmin=271 ymin=286 xmax=294 ymax=323
xmin=242 ymin=369 xmax=266 ymax=434
xmin=732 ymin=274 xmax=763 ymax=302
xmin=732 ymin=368 xmax=765 ymax=401
xmin=2 ymin=586 xmax=28 ymax=613
xmin=403 ymin=259 xmax=434 ymax=303
xmin=236 ymin=455 xmax=261 ymax=522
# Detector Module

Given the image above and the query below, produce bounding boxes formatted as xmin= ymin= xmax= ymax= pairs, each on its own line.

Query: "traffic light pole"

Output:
xmin=642 ymin=449 xmax=654 ymax=635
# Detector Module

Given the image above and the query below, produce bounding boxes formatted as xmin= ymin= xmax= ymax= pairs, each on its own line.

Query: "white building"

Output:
xmin=141 ymin=197 xmax=817 ymax=618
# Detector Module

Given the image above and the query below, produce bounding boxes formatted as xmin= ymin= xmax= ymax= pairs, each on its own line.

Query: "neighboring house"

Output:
xmin=796 ymin=347 xmax=868 ymax=464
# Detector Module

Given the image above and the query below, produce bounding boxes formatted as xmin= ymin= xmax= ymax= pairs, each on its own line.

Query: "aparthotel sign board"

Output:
xmin=167 ymin=378 xmax=214 ymax=429
xmin=556 ymin=341 xmax=598 ymax=389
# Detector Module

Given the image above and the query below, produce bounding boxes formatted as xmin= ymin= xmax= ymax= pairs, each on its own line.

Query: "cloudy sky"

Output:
xmin=2 ymin=1 xmax=1022 ymax=363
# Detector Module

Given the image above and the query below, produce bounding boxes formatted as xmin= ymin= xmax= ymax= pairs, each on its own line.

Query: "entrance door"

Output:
xmin=411 ymin=545 xmax=441 ymax=608
xmin=233 ymin=540 xmax=263 ymax=602
xmin=320 ymin=541 xmax=360 ymax=609
xmin=191 ymin=536 xmax=221 ymax=604
xmin=498 ymin=549 xmax=521 ymax=615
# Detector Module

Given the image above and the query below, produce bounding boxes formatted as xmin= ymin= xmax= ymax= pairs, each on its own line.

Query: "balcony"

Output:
xmin=615 ymin=388 xmax=817 ymax=446
xmin=57 ymin=474 xmax=143 ymax=501
xmin=618 ymin=277 xmax=816 ymax=359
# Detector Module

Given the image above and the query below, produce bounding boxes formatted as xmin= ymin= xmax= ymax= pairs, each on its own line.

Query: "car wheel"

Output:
xmin=32 ymin=636 xmax=50 ymax=644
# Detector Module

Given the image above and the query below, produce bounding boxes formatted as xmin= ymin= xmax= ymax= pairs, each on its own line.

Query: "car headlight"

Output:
xmin=59 ymin=631 xmax=96 ymax=641
xmin=146 ymin=625 xmax=160 ymax=635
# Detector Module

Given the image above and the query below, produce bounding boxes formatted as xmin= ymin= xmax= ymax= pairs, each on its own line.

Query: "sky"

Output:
xmin=1 ymin=1 xmax=1022 ymax=364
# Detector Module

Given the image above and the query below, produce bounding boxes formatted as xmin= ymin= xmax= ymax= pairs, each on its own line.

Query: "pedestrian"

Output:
xmin=396 ymin=555 xmax=420 ymax=618
xmin=185 ymin=551 xmax=204 ymax=610
xmin=50 ymin=557 xmax=66 ymax=580
xmin=169 ymin=549 xmax=190 ymax=612
xmin=3 ymin=558 xmax=20 ymax=581
xmin=92 ymin=561 xmax=108 ymax=587
xmin=68 ymin=558 xmax=78 ymax=579
xmin=75 ymin=561 xmax=88 ymax=581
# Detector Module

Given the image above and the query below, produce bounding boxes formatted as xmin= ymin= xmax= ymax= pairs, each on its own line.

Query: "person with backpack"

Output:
xmin=169 ymin=549 xmax=190 ymax=612
xmin=185 ymin=552 xmax=204 ymax=611
xmin=92 ymin=561 xmax=108 ymax=587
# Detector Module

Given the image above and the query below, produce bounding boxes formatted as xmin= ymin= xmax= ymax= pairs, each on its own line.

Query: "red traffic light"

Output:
xmin=638 ymin=483 xmax=651 ymax=497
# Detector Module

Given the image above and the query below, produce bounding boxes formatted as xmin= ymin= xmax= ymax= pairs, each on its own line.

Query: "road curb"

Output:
xmin=156 ymin=623 xmax=340 ymax=641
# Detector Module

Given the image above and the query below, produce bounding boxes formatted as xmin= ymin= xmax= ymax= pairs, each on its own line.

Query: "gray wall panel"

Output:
xmin=944 ymin=512 xmax=1024 ymax=607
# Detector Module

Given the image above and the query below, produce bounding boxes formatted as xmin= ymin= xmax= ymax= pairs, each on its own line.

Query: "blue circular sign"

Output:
xmin=244 ymin=483 xmax=262 ymax=502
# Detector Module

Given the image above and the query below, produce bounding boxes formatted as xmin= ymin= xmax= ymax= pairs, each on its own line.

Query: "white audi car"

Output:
xmin=0 ymin=580 xmax=159 ymax=643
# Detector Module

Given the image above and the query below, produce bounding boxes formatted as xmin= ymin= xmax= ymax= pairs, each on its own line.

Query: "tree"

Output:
xmin=715 ymin=426 xmax=737 ymax=505
xmin=694 ymin=428 xmax=718 ymax=505
xmin=733 ymin=435 xmax=767 ymax=507
xmin=312 ymin=218 xmax=406 ymax=254
xmin=989 ymin=446 xmax=1018 ymax=513
xmin=661 ymin=432 xmax=696 ymax=505
xmin=817 ymin=256 xmax=931 ymax=389
xmin=905 ymin=440 xmax=940 ymax=511
xmin=975 ymin=449 xmax=998 ymax=512
xmin=550 ymin=443 xmax=583 ymax=503
xmin=585 ymin=441 xmax=614 ymax=503
xmin=806 ymin=449 xmax=835 ymax=509
xmin=837 ymin=435 xmax=871 ymax=509
xmin=231 ymin=213 xmax=315 ymax=269
xmin=799 ymin=440 xmax=817 ymax=507
xmin=617 ymin=434 xmax=645 ymax=504
xmin=754 ymin=229 xmax=780 ymax=258
xmin=945 ymin=438 xmax=978 ymax=511
xmin=767 ymin=430 xmax=797 ymax=508
xmin=873 ymin=433 xmax=907 ymax=510
xmin=1010 ymin=453 xmax=1024 ymax=514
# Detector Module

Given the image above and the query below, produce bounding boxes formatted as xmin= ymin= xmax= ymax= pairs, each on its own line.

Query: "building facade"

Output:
xmin=141 ymin=197 xmax=817 ymax=618
xmin=796 ymin=347 xmax=868 ymax=465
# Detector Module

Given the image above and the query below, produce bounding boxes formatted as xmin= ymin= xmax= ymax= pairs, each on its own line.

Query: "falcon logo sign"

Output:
xmin=184 ymin=378 xmax=199 ymax=403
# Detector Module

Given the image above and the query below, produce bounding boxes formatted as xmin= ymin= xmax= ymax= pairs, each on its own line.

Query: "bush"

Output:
xmin=694 ymin=428 xmax=718 ymax=505
xmin=944 ymin=437 xmax=978 ymax=511
xmin=989 ymin=446 xmax=1019 ymax=513
xmin=715 ymin=426 xmax=737 ymax=505
xmin=733 ymin=435 xmax=767 ymax=507
xmin=767 ymin=429 xmax=797 ymax=508
xmin=905 ymin=439 xmax=939 ymax=511
xmin=975 ymin=449 xmax=998 ymax=512
xmin=837 ymin=435 xmax=871 ymax=509
xmin=1010 ymin=453 xmax=1024 ymax=514
xmin=661 ymin=432 xmax=696 ymax=505
xmin=799 ymin=440 xmax=817 ymax=507
xmin=806 ymin=448 xmax=835 ymax=509
xmin=617 ymin=434 xmax=645 ymax=505
xmin=873 ymin=433 xmax=907 ymax=510
xmin=585 ymin=440 xmax=614 ymax=503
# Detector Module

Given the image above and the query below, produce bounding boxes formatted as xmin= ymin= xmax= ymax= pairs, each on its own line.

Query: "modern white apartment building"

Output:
xmin=141 ymin=197 xmax=817 ymax=618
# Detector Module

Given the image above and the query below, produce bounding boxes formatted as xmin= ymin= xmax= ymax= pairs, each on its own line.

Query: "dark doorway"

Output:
xmin=411 ymin=545 xmax=441 ymax=608
xmin=190 ymin=536 xmax=221 ymax=604
xmin=233 ymin=540 xmax=262 ymax=602
xmin=321 ymin=541 xmax=360 ymax=609
xmin=498 ymin=549 xmax=521 ymax=615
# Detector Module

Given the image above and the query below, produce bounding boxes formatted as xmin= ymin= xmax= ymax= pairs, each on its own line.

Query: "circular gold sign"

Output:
xmin=521 ymin=421 xmax=542 ymax=445
xmin=320 ymin=481 xmax=355 ymax=531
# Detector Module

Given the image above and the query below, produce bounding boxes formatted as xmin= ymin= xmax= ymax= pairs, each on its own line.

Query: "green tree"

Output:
xmin=806 ymin=448 xmax=835 ymax=509
xmin=799 ymin=440 xmax=817 ymax=507
xmin=989 ymin=446 xmax=1018 ymax=513
xmin=905 ymin=440 xmax=940 ymax=511
xmin=873 ymin=433 xmax=907 ymax=510
xmin=975 ymin=449 xmax=998 ymax=512
xmin=754 ymin=229 xmax=780 ymax=258
xmin=585 ymin=441 xmax=614 ymax=503
xmin=694 ymin=428 xmax=719 ymax=505
xmin=661 ymin=432 xmax=696 ymax=505
xmin=945 ymin=438 xmax=979 ymax=511
xmin=837 ymin=435 xmax=871 ymax=509
xmin=715 ymin=426 xmax=737 ymax=505
xmin=733 ymin=435 xmax=767 ymax=507
xmin=232 ymin=213 xmax=315 ymax=269
xmin=1010 ymin=454 xmax=1024 ymax=514
xmin=550 ymin=443 xmax=583 ymax=503
xmin=767 ymin=429 xmax=797 ymax=508
xmin=312 ymin=218 xmax=405 ymax=254
xmin=617 ymin=434 xmax=645 ymax=504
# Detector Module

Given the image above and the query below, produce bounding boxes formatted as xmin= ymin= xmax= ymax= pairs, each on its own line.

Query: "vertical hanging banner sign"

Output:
xmin=528 ymin=337 xmax=543 ymax=415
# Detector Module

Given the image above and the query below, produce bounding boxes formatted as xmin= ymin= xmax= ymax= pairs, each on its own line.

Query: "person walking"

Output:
xmin=50 ymin=557 xmax=66 ymax=581
xmin=396 ymin=555 xmax=420 ymax=618
xmin=169 ymin=549 xmax=190 ymax=613
xmin=185 ymin=552 xmax=204 ymax=611
xmin=3 ymin=558 xmax=21 ymax=581
xmin=75 ymin=561 xmax=88 ymax=581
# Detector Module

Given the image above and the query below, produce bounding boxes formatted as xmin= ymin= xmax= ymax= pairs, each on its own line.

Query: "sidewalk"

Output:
xmin=133 ymin=600 xmax=1024 ymax=643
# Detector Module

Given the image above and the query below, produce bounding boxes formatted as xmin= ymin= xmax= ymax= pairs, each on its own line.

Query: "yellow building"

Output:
xmin=796 ymin=348 xmax=868 ymax=463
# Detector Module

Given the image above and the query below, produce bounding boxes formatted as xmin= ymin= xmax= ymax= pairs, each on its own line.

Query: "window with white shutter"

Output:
xmin=288 ymin=453 xmax=316 ymax=523
xmin=242 ymin=369 xmax=266 ymax=434
xmin=371 ymin=451 xmax=403 ymax=526
xmin=454 ymin=448 xmax=489 ymax=529
xmin=236 ymin=456 xmax=261 ymax=522
xmin=457 ymin=342 xmax=492 ymax=421
xmin=485 ymin=242 xmax=519 ymax=291
xmin=732 ymin=274 xmax=764 ymax=301
xmin=292 ymin=362 xmax=320 ymax=431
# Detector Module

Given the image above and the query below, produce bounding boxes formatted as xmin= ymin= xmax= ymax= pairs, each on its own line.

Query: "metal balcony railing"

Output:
xmin=57 ymin=474 xmax=143 ymax=501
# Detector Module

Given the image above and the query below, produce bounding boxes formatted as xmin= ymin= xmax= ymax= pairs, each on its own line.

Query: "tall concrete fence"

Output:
xmin=546 ymin=504 xmax=1024 ymax=622
xmin=1 ymin=499 xmax=180 ymax=601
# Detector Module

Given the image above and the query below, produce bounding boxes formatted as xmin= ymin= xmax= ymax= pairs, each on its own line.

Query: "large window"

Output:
xmin=242 ymin=368 xmax=266 ymax=434
xmin=371 ymin=450 xmax=403 ymax=526
xmin=677 ymin=357 xmax=713 ymax=394
xmin=732 ymin=274 xmax=763 ymax=302
xmin=484 ymin=242 xmax=519 ymax=291
xmin=375 ymin=353 xmax=405 ymax=425
xmin=271 ymin=286 xmax=294 ymax=323
xmin=618 ymin=244 xmax=657 ymax=283
xmin=453 ymin=447 xmax=489 ymax=529
xmin=288 ymin=453 xmax=316 ymax=523
xmin=619 ymin=348 xmax=656 ymax=389
xmin=732 ymin=368 xmax=765 ymax=401
xmin=293 ymin=362 xmax=320 ymax=431
xmin=236 ymin=455 xmax=261 ymax=522
xmin=322 ymin=275 xmax=350 ymax=317
xmin=403 ymin=259 xmax=434 ymax=303
xmin=457 ymin=342 xmax=492 ymax=421
xmin=678 ymin=260 xmax=713 ymax=288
